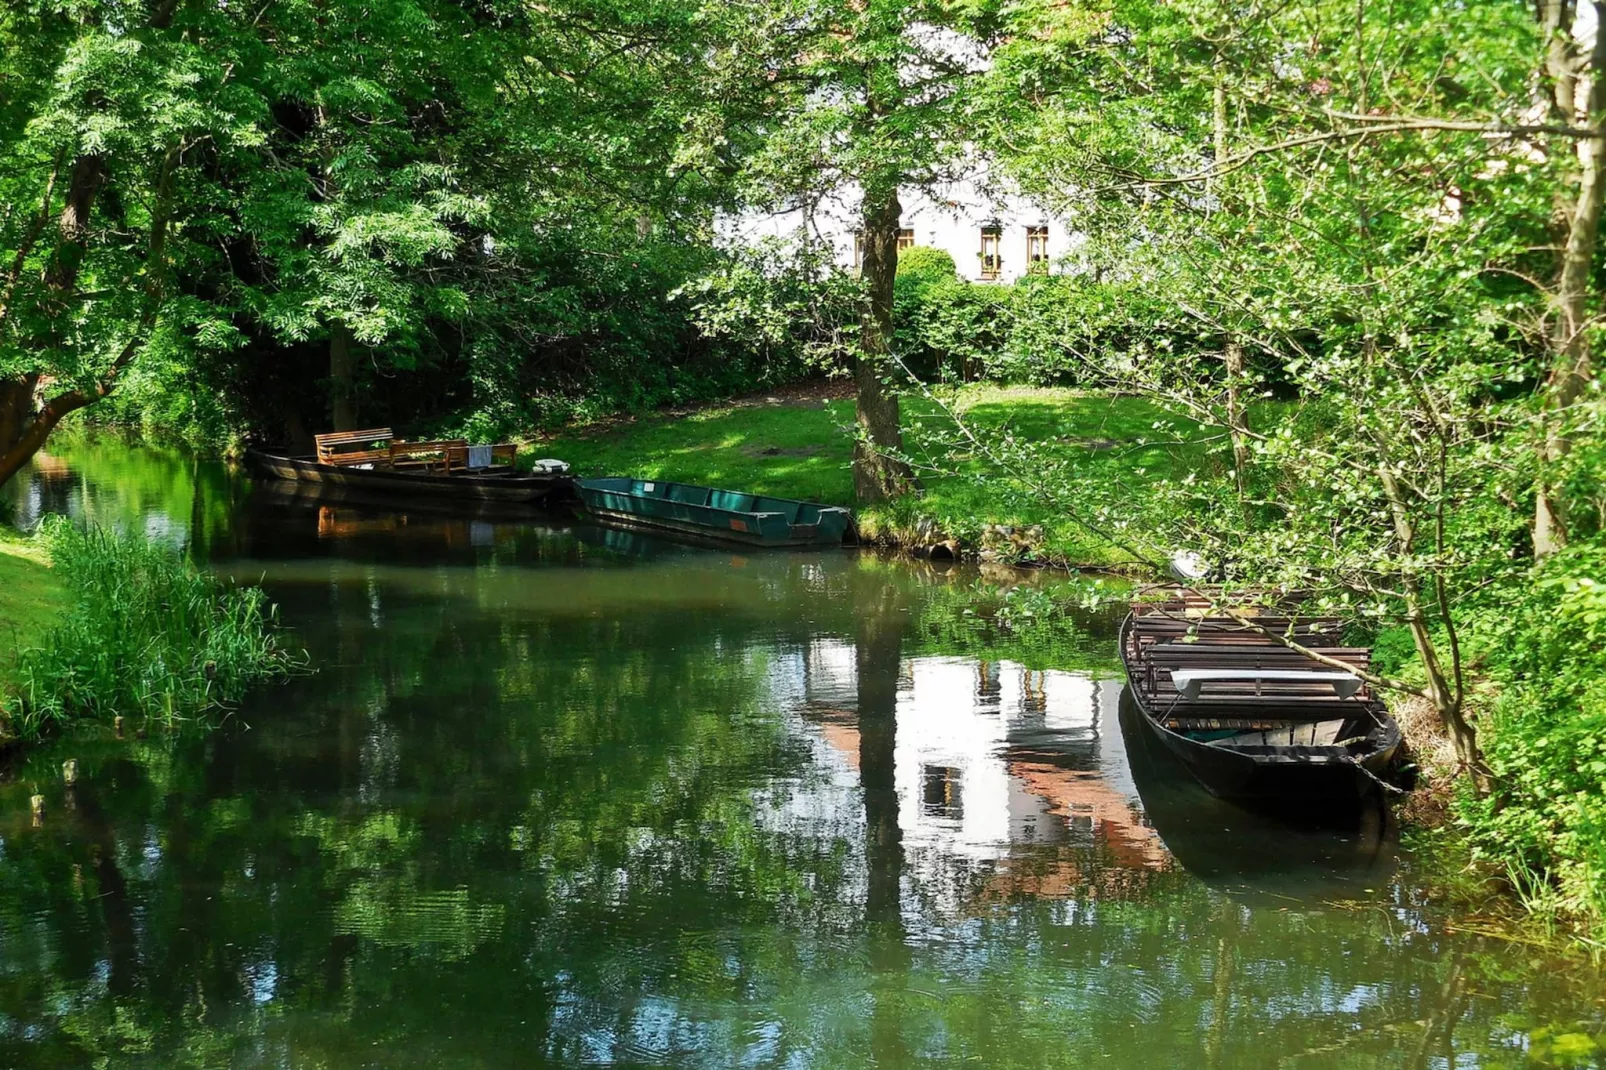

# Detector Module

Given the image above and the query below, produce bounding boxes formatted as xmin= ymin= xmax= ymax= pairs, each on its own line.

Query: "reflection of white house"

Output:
xmin=891 ymin=657 xmax=1098 ymax=861
xmin=723 ymin=177 xmax=1079 ymax=285
xmin=753 ymin=637 xmax=1165 ymax=916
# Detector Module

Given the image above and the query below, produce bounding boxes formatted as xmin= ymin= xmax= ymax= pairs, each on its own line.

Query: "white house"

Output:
xmin=724 ymin=176 xmax=1078 ymax=285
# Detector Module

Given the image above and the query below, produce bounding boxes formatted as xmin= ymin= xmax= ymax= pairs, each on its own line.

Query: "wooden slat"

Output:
xmin=315 ymin=428 xmax=393 ymax=445
xmin=389 ymin=439 xmax=468 ymax=473
xmin=316 ymin=428 xmax=394 ymax=465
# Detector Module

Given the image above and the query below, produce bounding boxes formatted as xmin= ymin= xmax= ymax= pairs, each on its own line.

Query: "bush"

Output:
xmin=893 ymin=271 xmax=1212 ymax=385
xmin=895 ymin=245 xmax=958 ymax=287
xmin=5 ymin=519 xmax=303 ymax=739
xmin=1458 ymin=539 xmax=1606 ymax=923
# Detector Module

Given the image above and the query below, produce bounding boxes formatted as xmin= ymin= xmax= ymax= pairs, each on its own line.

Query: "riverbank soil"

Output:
xmin=529 ymin=383 xmax=1207 ymax=568
xmin=0 ymin=526 xmax=63 ymax=686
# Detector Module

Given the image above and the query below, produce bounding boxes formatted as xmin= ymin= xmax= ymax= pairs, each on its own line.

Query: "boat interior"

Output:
xmin=311 ymin=428 xmax=521 ymax=475
xmin=1124 ymin=598 xmax=1390 ymax=754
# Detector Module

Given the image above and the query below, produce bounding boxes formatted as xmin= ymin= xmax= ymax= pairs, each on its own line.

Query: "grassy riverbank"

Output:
xmin=0 ymin=526 xmax=67 ymax=688
xmin=1 ymin=520 xmax=302 ymax=744
xmin=530 ymin=383 xmax=1208 ymax=568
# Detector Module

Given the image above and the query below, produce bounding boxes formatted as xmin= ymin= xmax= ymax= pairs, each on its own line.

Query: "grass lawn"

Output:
xmin=0 ymin=526 xmax=65 ymax=687
xmin=529 ymin=384 xmax=1215 ymax=567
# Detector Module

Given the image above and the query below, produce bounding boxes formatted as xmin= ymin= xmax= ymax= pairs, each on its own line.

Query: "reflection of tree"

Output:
xmin=72 ymin=772 xmax=140 ymax=998
xmin=858 ymin=600 xmax=904 ymax=930
xmin=857 ymin=587 xmax=910 ymax=1067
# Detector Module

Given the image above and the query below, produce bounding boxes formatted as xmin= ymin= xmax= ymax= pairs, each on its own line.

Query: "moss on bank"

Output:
xmin=529 ymin=384 xmax=1207 ymax=568
xmin=0 ymin=526 xmax=67 ymax=687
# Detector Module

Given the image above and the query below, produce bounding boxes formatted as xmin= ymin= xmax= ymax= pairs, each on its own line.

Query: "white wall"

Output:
xmin=722 ymin=177 xmax=1079 ymax=285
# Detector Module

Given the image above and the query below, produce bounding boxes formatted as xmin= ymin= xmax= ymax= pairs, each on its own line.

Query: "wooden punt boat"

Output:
xmin=574 ymin=477 xmax=856 ymax=548
xmin=246 ymin=428 xmax=572 ymax=505
xmin=1119 ymin=600 xmax=1402 ymax=801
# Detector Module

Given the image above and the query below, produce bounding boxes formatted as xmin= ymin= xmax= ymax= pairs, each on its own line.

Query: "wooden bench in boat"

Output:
xmin=388 ymin=439 xmax=468 ymax=472
xmin=312 ymin=431 xmax=519 ymax=475
xmin=1163 ymin=716 xmax=1330 ymax=730
xmin=1130 ymin=614 xmax=1349 ymax=645
xmin=1142 ymin=642 xmax=1371 ymax=666
xmin=442 ymin=442 xmax=517 ymax=472
xmin=1132 ymin=638 xmax=1374 ymax=713
xmin=1170 ymin=668 xmax=1362 ymax=701
xmin=315 ymin=428 xmax=394 ymax=466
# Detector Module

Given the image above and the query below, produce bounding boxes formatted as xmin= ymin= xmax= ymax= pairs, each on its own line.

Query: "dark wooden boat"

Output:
xmin=246 ymin=428 xmax=571 ymax=505
xmin=1119 ymin=601 xmax=1402 ymax=801
xmin=574 ymin=477 xmax=856 ymax=548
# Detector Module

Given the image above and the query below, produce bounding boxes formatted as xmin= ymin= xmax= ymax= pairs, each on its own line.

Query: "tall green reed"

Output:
xmin=4 ymin=517 xmax=304 ymax=740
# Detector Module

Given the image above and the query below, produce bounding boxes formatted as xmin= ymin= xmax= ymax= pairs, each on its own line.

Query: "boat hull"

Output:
xmin=1119 ymin=612 xmax=1402 ymax=803
xmin=574 ymin=477 xmax=855 ymax=549
xmin=246 ymin=450 xmax=571 ymax=504
xmin=1138 ymin=712 xmax=1400 ymax=801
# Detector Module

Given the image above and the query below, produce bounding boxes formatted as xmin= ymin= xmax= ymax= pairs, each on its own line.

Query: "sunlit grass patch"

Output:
xmin=0 ymin=526 xmax=68 ymax=689
xmin=530 ymin=384 xmax=1216 ymax=566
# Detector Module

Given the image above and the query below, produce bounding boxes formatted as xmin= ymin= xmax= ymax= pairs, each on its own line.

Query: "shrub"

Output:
xmin=893 ymin=271 xmax=1214 ymax=385
xmin=5 ymin=519 xmax=304 ymax=739
xmin=895 ymin=245 xmax=958 ymax=286
xmin=1458 ymin=539 xmax=1606 ymax=923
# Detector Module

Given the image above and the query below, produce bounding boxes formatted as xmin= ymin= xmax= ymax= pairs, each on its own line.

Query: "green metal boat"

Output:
xmin=575 ymin=477 xmax=857 ymax=548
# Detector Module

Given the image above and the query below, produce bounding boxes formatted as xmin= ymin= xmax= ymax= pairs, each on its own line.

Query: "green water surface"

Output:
xmin=0 ymin=439 xmax=1602 ymax=1068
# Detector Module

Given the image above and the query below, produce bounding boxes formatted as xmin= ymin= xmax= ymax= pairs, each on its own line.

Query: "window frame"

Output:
xmin=1025 ymin=225 xmax=1049 ymax=269
xmin=979 ymin=225 xmax=1002 ymax=280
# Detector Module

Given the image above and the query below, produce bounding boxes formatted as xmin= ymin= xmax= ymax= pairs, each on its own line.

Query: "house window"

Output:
xmin=921 ymin=765 xmax=964 ymax=820
xmin=1026 ymin=225 xmax=1049 ymax=270
xmin=897 ymin=227 xmax=915 ymax=252
xmin=979 ymin=226 xmax=1002 ymax=280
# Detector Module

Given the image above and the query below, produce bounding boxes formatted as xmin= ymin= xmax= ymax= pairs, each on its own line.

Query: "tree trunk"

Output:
xmin=854 ymin=185 xmax=915 ymax=504
xmin=44 ymin=153 xmax=105 ymax=303
xmin=1534 ymin=0 xmax=1606 ymax=556
xmin=1224 ymin=340 xmax=1248 ymax=486
xmin=0 ymin=376 xmax=38 ymax=465
xmin=329 ymin=320 xmax=357 ymax=431
xmin=0 ymin=384 xmax=95 ymax=488
xmin=1378 ymin=461 xmax=1488 ymax=790
xmin=1212 ymin=68 xmax=1251 ymax=492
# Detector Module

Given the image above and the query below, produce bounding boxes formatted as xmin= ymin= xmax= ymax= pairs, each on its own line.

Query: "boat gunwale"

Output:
xmin=249 ymin=449 xmax=564 ymax=486
xmin=244 ymin=448 xmax=573 ymax=506
xmin=578 ymin=505 xmax=845 ymax=549
xmin=574 ymin=476 xmax=855 ymax=548
xmin=576 ymin=477 xmax=849 ymax=523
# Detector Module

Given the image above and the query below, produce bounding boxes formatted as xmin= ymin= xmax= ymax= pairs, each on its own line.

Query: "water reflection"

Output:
xmin=780 ymin=644 xmax=1169 ymax=920
xmin=0 ymin=441 xmax=1602 ymax=1068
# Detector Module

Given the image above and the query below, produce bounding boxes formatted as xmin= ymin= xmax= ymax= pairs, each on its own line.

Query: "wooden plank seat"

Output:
xmin=1142 ymin=642 xmax=1371 ymax=666
xmin=389 ymin=439 xmax=468 ymax=472
xmin=442 ymin=442 xmax=518 ymax=472
xmin=315 ymin=428 xmax=394 ymax=466
xmin=1130 ymin=616 xmax=1349 ymax=644
xmin=1170 ymin=668 xmax=1362 ymax=701
xmin=1135 ymin=651 xmax=1374 ymax=717
xmin=1163 ymin=716 xmax=1338 ymax=731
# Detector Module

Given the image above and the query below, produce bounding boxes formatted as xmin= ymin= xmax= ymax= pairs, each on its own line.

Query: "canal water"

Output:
xmin=1 ymin=439 xmax=1602 ymax=1068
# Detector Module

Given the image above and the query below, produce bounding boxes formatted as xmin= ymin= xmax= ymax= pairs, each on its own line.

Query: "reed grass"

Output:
xmin=4 ymin=518 xmax=304 ymax=740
